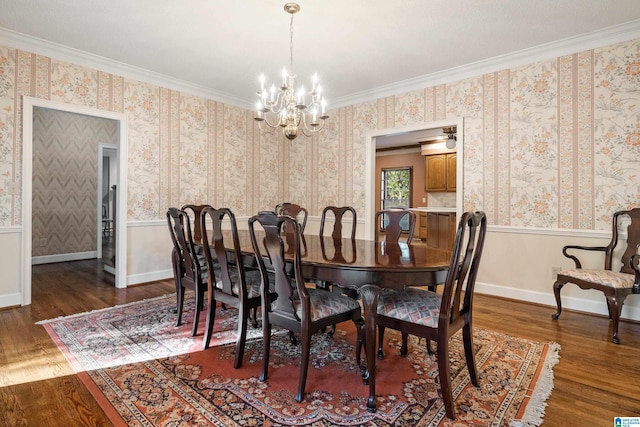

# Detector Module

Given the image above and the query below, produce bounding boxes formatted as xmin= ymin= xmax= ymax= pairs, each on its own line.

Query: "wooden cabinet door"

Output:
xmin=446 ymin=153 xmax=457 ymax=191
xmin=419 ymin=212 xmax=427 ymax=240
xmin=425 ymin=154 xmax=446 ymax=191
xmin=426 ymin=213 xmax=439 ymax=247
xmin=426 ymin=212 xmax=456 ymax=250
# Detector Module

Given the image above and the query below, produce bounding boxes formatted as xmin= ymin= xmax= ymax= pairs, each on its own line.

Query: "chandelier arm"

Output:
xmin=256 ymin=120 xmax=278 ymax=134
xmin=261 ymin=114 xmax=284 ymax=129
xmin=264 ymin=91 xmax=287 ymax=113
xmin=299 ymin=113 xmax=326 ymax=137
xmin=300 ymin=123 xmax=325 ymax=137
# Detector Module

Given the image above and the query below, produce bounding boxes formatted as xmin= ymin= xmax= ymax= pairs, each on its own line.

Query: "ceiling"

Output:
xmin=2 ymin=1 xmax=640 ymax=147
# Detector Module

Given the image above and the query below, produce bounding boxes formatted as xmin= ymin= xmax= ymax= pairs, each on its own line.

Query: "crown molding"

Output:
xmin=2 ymin=19 xmax=640 ymax=111
xmin=0 ymin=27 xmax=253 ymax=110
xmin=331 ymin=19 xmax=640 ymax=109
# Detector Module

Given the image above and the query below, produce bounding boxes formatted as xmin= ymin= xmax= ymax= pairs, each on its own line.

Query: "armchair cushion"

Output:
xmin=559 ymin=269 xmax=635 ymax=289
xmin=377 ymin=287 xmax=442 ymax=327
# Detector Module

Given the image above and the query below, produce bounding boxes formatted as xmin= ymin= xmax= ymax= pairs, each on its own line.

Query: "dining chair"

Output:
xmin=317 ymin=205 xmax=357 ymax=289
xmin=374 ymin=208 xmax=416 ymax=244
xmin=552 ymin=207 xmax=640 ymax=344
xmin=181 ymin=204 xmax=212 ymax=244
xmin=249 ymin=211 xmax=364 ymax=402
xmin=320 ymin=205 xmax=357 ymax=239
xmin=166 ymin=207 xmax=208 ymax=336
xmin=200 ymin=207 xmax=276 ymax=368
xmin=275 ymin=202 xmax=308 ymax=233
xmin=370 ymin=211 xmax=487 ymax=419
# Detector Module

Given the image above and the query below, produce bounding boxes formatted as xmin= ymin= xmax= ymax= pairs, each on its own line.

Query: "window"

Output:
xmin=380 ymin=167 xmax=412 ymax=231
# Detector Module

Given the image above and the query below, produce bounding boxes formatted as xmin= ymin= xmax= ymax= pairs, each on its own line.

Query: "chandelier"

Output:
xmin=254 ymin=3 xmax=329 ymax=141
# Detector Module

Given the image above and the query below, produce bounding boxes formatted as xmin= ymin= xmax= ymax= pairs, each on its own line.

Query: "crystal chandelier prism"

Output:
xmin=254 ymin=3 xmax=329 ymax=141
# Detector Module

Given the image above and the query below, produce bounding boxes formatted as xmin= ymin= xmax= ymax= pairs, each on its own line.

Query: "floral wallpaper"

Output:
xmin=0 ymin=37 xmax=639 ymax=231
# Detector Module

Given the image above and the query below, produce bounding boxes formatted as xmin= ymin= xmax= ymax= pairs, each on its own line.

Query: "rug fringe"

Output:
xmin=509 ymin=341 xmax=561 ymax=427
xmin=36 ymin=294 xmax=174 ymax=324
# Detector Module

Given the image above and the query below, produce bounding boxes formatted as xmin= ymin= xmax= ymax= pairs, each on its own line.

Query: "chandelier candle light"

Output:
xmin=254 ymin=3 xmax=329 ymax=140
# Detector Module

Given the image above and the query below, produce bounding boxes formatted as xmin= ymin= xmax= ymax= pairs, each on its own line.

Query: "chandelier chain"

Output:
xmin=289 ymin=13 xmax=294 ymax=73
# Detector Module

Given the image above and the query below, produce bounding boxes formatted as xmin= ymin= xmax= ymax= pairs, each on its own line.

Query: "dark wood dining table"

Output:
xmin=230 ymin=230 xmax=452 ymax=411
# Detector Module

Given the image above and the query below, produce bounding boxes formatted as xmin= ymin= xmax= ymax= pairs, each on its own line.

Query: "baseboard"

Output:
xmin=475 ymin=281 xmax=640 ymax=322
xmin=127 ymin=269 xmax=173 ymax=286
xmin=32 ymin=251 xmax=98 ymax=265
xmin=0 ymin=292 xmax=21 ymax=308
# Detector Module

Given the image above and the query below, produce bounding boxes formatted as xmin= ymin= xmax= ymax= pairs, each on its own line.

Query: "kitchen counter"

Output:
xmin=412 ymin=208 xmax=457 ymax=250
xmin=410 ymin=207 xmax=456 ymax=213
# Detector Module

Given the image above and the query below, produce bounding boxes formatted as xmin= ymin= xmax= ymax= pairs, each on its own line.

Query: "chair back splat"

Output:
xmin=249 ymin=211 xmax=364 ymax=403
xmin=320 ymin=205 xmax=357 ymax=239
xmin=371 ymin=211 xmax=487 ymax=420
xmin=553 ymin=207 xmax=640 ymax=344
xmin=275 ymin=202 xmax=308 ymax=233
xmin=181 ymin=204 xmax=212 ymax=244
xmin=375 ymin=208 xmax=416 ymax=244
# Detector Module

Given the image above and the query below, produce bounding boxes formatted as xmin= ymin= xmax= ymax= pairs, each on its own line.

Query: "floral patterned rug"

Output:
xmin=39 ymin=294 xmax=560 ymax=426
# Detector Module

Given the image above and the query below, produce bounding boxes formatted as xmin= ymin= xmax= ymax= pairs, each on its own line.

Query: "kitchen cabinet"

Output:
xmin=418 ymin=212 xmax=427 ymax=240
xmin=426 ymin=212 xmax=456 ymax=251
xmin=425 ymin=153 xmax=456 ymax=192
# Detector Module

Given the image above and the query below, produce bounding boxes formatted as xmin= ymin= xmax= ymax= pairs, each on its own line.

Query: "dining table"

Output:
xmin=229 ymin=230 xmax=452 ymax=412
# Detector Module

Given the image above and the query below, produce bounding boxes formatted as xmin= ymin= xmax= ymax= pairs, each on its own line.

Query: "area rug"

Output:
xmin=40 ymin=294 xmax=560 ymax=426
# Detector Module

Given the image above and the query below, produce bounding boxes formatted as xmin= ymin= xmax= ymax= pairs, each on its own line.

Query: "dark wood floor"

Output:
xmin=1 ymin=259 xmax=639 ymax=426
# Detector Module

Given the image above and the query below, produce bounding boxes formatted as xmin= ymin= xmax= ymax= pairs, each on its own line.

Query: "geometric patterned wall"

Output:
xmin=32 ymin=107 xmax=118 ymax=256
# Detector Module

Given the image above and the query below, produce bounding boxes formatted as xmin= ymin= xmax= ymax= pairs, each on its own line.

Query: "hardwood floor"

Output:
xmin=1 ymin=259 xmax=639 ymax=426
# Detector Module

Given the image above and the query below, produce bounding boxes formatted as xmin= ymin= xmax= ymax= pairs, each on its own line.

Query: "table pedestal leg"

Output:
xmin=359 ymin=284 xmax=381 ymax=412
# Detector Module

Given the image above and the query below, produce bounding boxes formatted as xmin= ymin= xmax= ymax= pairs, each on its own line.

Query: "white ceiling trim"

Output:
xmin=332 ymin=19 xmax=640 ymax=108
xmin=0 ymin=27 xmax=251 ymax=109
xmin=2 ymin=19 xmax=640 ymax=111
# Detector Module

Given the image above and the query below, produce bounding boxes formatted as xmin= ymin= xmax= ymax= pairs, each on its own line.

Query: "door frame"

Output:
xmin=97 ymin=143 xmax=118 ymax=260
xmin=365 ymin=117 xmax=464 ymax=240
xmin=21 ymin=96 xmax=129 ymax=305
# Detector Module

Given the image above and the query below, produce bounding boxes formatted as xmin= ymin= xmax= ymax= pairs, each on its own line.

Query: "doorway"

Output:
xmin=21 ymin=97 xmax=128 ymax=305
xmin=364 ymin=118 xmax=464 ymax=240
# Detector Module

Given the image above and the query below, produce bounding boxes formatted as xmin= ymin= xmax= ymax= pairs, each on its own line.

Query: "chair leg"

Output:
xmin=426 ymin=339 xmax=435 ymax=355
xmin=377 ymin=326 xmax=386 ymax=359
xmin=191 ymin=289 xmax=202 ymax=337
xmin=171 ymin=249 xmax=181 ymax=315
xmin=250 ymin=307 xmax=258 ymax=328
xmin=176 ymin=286 xmax=186 ymax=326
xmin=437 ymin=338 xmax=456 ymax=419
xmin=202 ymin=298 xmax=216 ymax=350
xmin=234 ymin=307 xmax=249 ymax=369
xmin=462 ymin=324 xmax=479 ymax=387
xmin=354 ymin=317 xmax=366 ymax=372
xmin=259 ymin=312 xmax=271 ymax=382
xmin=551 ymin=280 xmax=565 ymax=320
xmin=606 ymin=295 xmax=626 ymax=344
xmin=400 ymin=332 xmax=409 ymax=357
xmin=296 ymin=329 xmax=312 ymax=402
